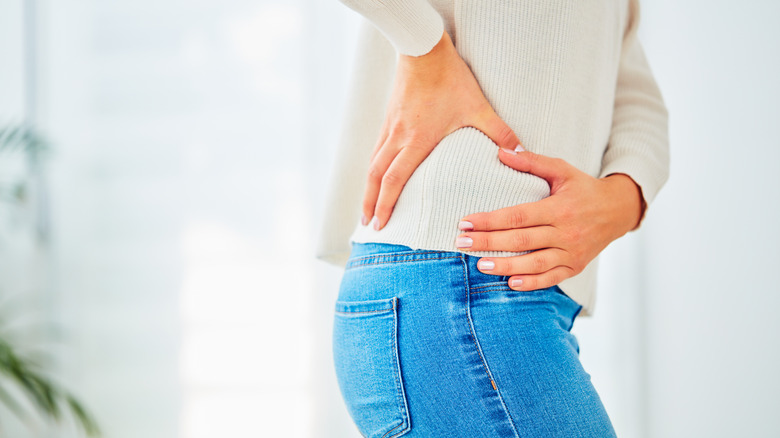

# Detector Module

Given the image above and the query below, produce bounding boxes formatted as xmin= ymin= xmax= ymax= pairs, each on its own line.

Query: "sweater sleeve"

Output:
xmin=599 ymin=0 xmax=670 ymax=208
xmin=337 ymin=0 xmax=444 ymax=56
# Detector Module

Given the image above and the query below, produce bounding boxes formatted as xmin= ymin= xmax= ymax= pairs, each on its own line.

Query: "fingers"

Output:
xmin=456 ymin=226 xmax=558 ymax=252
xmin=473 ymin=249 xmax=576 ymax=291
xmin=372 ymin=145 xmax=432 ymax=229
xmin=362 ymin=136 xmax=401 ymax=227
xmin=475 ymin=248 xmax=570 ymax=274
xmin=473 ymin=105 xmax=522 ymax=150
xmin=497 ymin=148 xmax=573 ymax=188
xmin=460 ymin=197 xmax=558 ymax=232
xmin=506 ymin=267 xmax=574 ymax=291
xmin=362 ymin=136 xmax=434 ymax=230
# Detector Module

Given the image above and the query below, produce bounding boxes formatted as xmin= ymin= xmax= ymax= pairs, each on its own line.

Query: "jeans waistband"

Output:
xmin=346 ymin=242 xmax=512 ymax=287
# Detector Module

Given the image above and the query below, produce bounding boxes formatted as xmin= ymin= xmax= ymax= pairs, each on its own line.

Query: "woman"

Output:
xmin=318 ymin=0 xmax=669 ymax=436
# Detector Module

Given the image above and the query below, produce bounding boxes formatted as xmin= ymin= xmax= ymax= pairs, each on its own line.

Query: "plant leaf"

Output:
xmin=0 ymin=382 xmax=32 ymax=424
xmin=66 ymin=394 xmax=101 ymax=437
xmin=0 ymin=335 xmax=100 ymax=436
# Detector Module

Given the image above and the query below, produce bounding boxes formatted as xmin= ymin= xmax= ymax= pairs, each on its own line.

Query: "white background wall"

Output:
xmin=0 ymin=0 xmax=777 ymax=437
xmin=639 ymin=1 xmax=780 ymax=436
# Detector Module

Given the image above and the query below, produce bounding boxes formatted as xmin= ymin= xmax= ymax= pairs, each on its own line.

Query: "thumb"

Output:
xmin=497 ymin=148 xmax=572 ymax=189
xmin=473 ymin=106 xmax=522 ymax=151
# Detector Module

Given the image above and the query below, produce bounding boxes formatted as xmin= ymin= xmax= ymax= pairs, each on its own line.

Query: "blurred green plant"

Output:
xmin=0 ymin=123 xmax=47 ymax=204
xmin=0 ymin=123 xmax=100 ymax=436
xmin=0 ymin=336 xmax=100 ymax=436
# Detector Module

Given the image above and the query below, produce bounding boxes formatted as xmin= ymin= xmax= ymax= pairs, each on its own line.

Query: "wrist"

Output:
xmin=397 ymin=31 xmax=458 ymax=76
xmin=601 ymin=173 xmax=645 ymax=234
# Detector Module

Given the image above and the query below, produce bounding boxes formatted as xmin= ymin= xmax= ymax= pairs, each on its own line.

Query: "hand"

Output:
xmin=363 ymin=31 xmax=522 ymax=230
xmin=456 ymin=147 xmax=645 ymax=291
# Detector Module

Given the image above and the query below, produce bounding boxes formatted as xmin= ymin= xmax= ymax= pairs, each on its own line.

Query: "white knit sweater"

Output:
xmin=318 ymin=0 xmax=669 ymax=315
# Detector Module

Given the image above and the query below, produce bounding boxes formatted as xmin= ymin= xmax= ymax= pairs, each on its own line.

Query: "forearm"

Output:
xmin=600 ymin=0 xmax=670 ymax=225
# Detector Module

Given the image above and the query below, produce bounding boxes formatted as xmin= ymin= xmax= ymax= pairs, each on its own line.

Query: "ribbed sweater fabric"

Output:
xmin=318 ymin=0 xmax=669 ymax=315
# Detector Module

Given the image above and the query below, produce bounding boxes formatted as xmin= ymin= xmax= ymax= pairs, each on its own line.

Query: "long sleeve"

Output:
xmin=337 ymin=0 xmax=444 ymax=56
xmin=599 ymin=0 xmax=670 ymax=207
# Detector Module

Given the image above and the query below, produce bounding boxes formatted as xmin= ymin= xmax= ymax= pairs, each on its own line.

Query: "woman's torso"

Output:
xmin=322 ymin=0 xmax=633 ymax=313
xmin=351 ymin=0 xmax=630 ymax=253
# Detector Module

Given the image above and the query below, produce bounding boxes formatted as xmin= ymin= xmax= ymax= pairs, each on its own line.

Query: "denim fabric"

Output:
xmin=333 ymin=242 xmax=616 ymax=438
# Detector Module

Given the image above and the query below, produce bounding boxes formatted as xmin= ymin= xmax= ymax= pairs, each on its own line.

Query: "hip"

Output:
xmin=332 ymin=242 xmax=615 ymax=437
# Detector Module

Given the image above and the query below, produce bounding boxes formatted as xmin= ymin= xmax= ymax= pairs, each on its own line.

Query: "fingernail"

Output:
xmin=500 ymin=148 xmax=517 ymax=155
xmin=458 ymin=220 xmax=473 ymax=231
xmin=371 ymin=216 xmax=380 ymax=231
xmin=514 ymin=143 xmax=525 ymax=152
xmin=478 ymin=260 xmax=495 ymax=271
xmin=510 ymin=279 xmax=523 ymax=288
xmin=361 ymin=214 xmax=369 ymax=226
xmin=456 ymin=236 xmax=473 ymax=248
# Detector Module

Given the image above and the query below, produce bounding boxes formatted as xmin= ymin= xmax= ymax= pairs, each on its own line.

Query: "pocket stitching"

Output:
xmin=387 ymin=297 xmax=411 ymax=437
xmin=333 ymin=297 xmax=411 ymax=438
xmin=335 ymin=297 xmax=395 ymax=314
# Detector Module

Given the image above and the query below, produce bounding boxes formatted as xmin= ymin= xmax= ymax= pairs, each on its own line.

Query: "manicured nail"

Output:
xmin=514 ymin=143 xmax=525 ymax=152
xmin=458 ymin=220 xmax=474 ymax=231
xmin=510 ymin=279 xmax=523 ymax=288
xmin=478 ymin=260 xmax=495 ymax=271
xmin=361 ymin=214 xmax=369 ymax=226
xmin=500 ymin=147 xmax=517 ymax=155
xmin=456 ymin=236 xmax=473 ymax=248
xmin=371 ymin=216 xmax=380 ymax=231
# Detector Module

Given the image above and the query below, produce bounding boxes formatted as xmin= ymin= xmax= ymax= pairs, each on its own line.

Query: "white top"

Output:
xmin=317 ymin=0 xmax=669 ymax=315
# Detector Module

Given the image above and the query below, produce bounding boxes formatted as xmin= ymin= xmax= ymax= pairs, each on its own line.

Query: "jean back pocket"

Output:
xmin=333 ymin=297 xmax=411 ymax=438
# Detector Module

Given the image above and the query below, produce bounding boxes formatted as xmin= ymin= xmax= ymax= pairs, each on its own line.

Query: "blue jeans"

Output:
xmin=332 ymin=242 xmax=616 ymax=437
